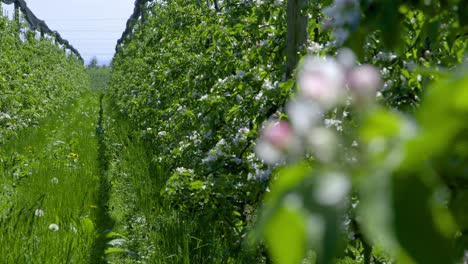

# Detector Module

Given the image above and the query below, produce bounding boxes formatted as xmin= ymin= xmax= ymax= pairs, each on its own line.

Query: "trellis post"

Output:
xmin=286 ymin=0 xmax=309 ymax=77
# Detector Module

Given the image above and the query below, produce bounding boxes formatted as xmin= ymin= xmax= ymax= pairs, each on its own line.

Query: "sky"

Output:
xmin=2 ymin=0 xmax=135 ymax=65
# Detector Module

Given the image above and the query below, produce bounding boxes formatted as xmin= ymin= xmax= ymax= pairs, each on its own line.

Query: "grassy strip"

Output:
xmin=0 ymin=92 xmax=103 ymax=263
xmin=101 ymin=98 xmax=260 ymax=264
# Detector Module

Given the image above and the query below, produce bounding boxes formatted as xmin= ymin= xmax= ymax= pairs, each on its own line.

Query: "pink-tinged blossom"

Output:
xmin=297 ymin=56 xmax=346 ymax=108
xmin=263 ymin=121 xmax=293 ymax=149
xmin=255 ymin=120 xmax=295 ymax=164
xmin=347 ymin=64 xmax=381 ymax=100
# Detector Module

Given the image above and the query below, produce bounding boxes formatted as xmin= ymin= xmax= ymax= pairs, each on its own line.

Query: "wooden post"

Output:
xmin=285 ymin=0 xmax=309 ymax=77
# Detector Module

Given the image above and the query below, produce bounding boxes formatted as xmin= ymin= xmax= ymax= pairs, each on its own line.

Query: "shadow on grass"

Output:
xmin=90 ymin=93 xmax=115 ymax=264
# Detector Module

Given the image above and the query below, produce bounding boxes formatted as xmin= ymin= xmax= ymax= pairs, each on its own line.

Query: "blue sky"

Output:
xmin=2 ymin=0 xmax=135 ymax=65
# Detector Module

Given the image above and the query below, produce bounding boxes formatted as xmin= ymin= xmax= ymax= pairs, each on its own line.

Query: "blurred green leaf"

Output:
xmin=190 ymin=180 xmax=204 ymax=190
xmin=265 ymin=163 xmax=310 ymax=204
xmin=265 ymin=206 xmax=306 ymax=264
xmin=80 ymin=217 xmax=95 ymax=233
xmin=392 ymin=173 xmax=454 ymax=263
xmin=104 ymin=247 xmax=126 ymax=255
xmin=360 ymin=108 xmax=402 ymax=143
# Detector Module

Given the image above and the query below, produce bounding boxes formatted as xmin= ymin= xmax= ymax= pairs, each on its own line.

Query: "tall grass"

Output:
xmin=0 ymin=93 xmax=103 ymax=263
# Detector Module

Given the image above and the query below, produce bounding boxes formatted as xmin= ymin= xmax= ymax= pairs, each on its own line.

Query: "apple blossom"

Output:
xmin=286 ymin=98 xmax=323 ymax=136
xmin=314 ymin=172 xmax=350 ymax=206
xmin=262 ymin=120 xmax=293 ymax=149
xmin=347 ymin=64 xmax=381 ymax=101
xmin=255 ymin=120 xmax=296 ymax=164
xmin=297 ymin=56 xmax=346 ymax=108
xmin=337 ymin=48 xmax=356 ymax=70
xmin=255 ymin=140 xmax=283 ymax=165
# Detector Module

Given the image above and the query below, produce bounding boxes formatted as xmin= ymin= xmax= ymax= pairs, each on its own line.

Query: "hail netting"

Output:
xmin=1 ymin=0 xmax=83 ymax=62
xmin=115 ymin=0 xmax=147 ymax=50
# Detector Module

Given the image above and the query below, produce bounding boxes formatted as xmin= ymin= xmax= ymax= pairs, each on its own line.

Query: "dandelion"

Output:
xmin=35 ymin=209 xmax=44 ymax=217
xmin=49 ymin=223 xmax=59 ymax=231
xmin=51 ymin=177 xmax=59 ymax=184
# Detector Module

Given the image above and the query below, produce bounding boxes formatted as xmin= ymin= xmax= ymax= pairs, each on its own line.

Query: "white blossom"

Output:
xmin=255 ymin=140 xmax=283 ymax=165
xmin=314 ymin=173 xmax=350 ymax=206
xmin=297 ymin=56 xmax=346 ymax=108
xmin=347 ymin=64 xmax=381 ymax=100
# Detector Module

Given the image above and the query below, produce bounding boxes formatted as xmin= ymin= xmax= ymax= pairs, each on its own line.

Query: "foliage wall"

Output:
xmin=0 ymin=10 xmax=88 ymax=143
xmin=111 ymin=0 xmax=289 ymax=226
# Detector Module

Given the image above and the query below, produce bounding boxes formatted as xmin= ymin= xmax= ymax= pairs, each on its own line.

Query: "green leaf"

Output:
xmin=392 ymin=173 xmax=455 ymax=263
xmin=265 ymin=163 xmax=310 ymax=204
xmin=104 ymin=247 xmax=126 ymax=255
xmin=104 ymin=231 xmax=125 ymax=239
xmin=453 ymin=73 xmax=468 ymax=111
xmin=278 ymin=79 xmax=295 ymax=93
xmin=80 ymin=217 xmax=95 ymax=233
xmin=360 ymin=107 xmax=402 ymax=144
xmin=265 ymin=206 xmax=306 ymax=264
xmin=190 ymin=180 xmax=204 ymax=190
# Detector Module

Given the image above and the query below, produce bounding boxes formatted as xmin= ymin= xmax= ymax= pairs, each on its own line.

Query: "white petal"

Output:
xmin=315 ymin=173 xmax=350 ymax=206
xmin=254 ymin=141 xmax=282 ymax=164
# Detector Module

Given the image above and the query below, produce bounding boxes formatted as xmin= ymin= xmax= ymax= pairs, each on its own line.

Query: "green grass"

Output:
xmin=0 ymin=92 xmax=104 ymax=263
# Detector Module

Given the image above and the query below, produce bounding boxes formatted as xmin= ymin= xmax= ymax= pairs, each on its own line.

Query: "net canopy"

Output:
xmin=2 ymin=0 xmax=83 ymax=62
xmin=116 ymin=0 xmax=147 ymax=50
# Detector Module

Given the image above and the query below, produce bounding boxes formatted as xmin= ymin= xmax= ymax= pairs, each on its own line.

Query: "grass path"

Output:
xmin=0 ymin=91 xmax=111 ymax=263
xmin=0 ymin=84 xmax=254 ymax=263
